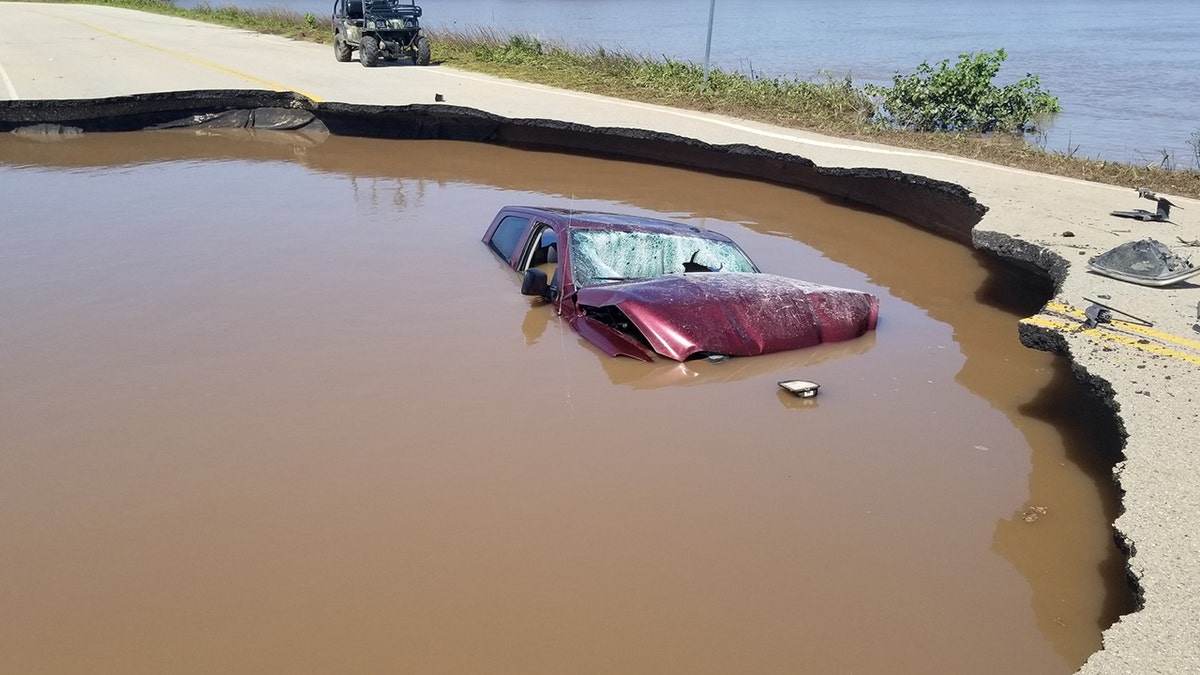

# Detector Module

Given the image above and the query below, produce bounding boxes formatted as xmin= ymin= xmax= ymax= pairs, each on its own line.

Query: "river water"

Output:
xmin=183 ymin=0 xmax=1200 ymax=166
xmin=0 ymin=129 xmax=1131 ymax=673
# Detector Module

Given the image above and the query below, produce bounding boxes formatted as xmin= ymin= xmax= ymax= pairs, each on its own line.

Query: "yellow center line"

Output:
xmin=1021 ymin=315 xmax=1200 ymax=365
xmin=57 ymin=12 xmax=323 ymax=102
xmin=1044 ymin=301 xmax=1200 ymax=351
xmin=1022 ymin=300 xmax=1200 ymax=365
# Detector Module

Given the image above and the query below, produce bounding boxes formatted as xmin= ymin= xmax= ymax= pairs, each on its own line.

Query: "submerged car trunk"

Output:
xmin=575 ymin=272 xmax=879 ymax=361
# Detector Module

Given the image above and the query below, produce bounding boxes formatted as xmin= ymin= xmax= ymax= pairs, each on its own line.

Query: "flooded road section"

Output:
xmin=0 ymin=132 xmax=1131 ymax=674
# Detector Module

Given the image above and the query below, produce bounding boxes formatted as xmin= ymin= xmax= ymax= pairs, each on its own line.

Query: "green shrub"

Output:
xmin=866 ymin=48 xmax=1061 ymax=134
xmin=473 ymin=35 xmax=545 ymax=64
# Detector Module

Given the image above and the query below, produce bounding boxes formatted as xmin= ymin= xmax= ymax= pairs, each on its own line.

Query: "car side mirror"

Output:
xmin=521 ymin=268 xmax=549 ymax=297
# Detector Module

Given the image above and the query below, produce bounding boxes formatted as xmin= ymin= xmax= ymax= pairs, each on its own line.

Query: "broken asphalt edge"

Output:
xmin=0 ymin=89 xmax=988 ymax=245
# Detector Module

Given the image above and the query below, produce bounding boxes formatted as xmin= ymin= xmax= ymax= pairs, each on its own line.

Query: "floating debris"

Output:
xmin=11 ymin=123 xmax=84 ymax=140
xmin=778 ymin=380 xmax=820 ymax=398
xmin=1022 ymin=506 xmax=1048 ymax=523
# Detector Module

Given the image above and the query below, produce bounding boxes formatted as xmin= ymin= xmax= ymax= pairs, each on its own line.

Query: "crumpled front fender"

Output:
xmin=570 ymin=315 xmax=655 ymax=362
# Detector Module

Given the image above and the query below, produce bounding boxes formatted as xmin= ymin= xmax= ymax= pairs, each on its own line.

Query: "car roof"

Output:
xmin=504 ymin=206 xmax=736 ymax=242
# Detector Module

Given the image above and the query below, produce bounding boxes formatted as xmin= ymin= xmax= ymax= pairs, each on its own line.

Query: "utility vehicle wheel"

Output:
xmin=333 ymin=33 xmax=352 ymax=62
xmin=360 ymin=35 xmax=380 ymax=67
xmin=414 ymin=36 xmax=431 ymax=66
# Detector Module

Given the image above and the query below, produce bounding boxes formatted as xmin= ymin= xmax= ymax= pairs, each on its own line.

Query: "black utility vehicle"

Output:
xmin=332 ymin=0 xmax=431 ymax=67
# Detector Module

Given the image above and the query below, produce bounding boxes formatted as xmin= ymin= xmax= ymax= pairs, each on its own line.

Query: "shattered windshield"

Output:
xmin=570 ymin=229 xmax=757 ymax=287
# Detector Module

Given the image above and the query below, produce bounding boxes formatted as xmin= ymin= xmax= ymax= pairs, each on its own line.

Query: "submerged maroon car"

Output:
xmin=483 ymin=206 xmax=879 ymax=362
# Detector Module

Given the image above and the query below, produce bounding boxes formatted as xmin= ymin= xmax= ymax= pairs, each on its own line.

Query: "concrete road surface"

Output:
xmin=3 ymin=3 xmax=1199 ymax=673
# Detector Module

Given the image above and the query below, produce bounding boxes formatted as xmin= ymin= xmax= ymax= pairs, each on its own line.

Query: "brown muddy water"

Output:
xmin=0 ymin=131 xmax=1132 ymax=674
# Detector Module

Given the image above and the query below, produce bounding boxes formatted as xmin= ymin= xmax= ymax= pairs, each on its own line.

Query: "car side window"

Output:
xmin=489 ymin=215 xmax=530 ymax=261
xmin=521 ymin=226 xmax=560 ymax=299
xmin=520 ymin=226 xmax=556 ymax=269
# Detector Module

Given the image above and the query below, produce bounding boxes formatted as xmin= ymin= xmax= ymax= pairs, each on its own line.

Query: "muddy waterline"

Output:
xmin=0 ymin=132 xmax=1131 ymax=674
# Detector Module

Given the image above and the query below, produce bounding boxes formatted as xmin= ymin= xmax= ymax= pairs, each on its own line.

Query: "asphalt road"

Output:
xmin=3 ymin=3 xmax=1200 ymax=673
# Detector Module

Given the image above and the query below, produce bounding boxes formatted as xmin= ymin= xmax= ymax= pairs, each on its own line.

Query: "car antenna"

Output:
xmin=557 ymin=194 xmax=578 ymax=316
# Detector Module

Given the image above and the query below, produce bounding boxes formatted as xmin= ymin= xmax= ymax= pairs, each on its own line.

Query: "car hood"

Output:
xmin=574 ymin=272 xmax=879 ymax=361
